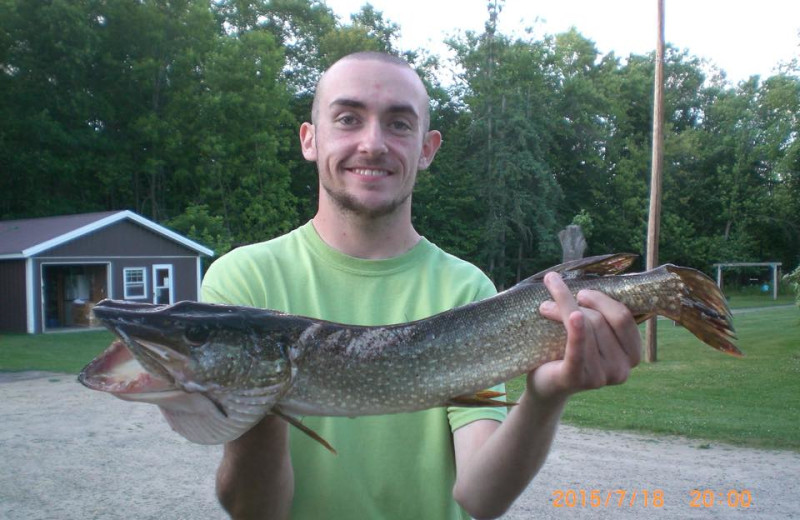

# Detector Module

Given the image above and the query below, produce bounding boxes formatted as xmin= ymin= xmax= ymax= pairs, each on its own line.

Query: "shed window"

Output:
xmin=124 ymin=268 xmax=147 ymax=299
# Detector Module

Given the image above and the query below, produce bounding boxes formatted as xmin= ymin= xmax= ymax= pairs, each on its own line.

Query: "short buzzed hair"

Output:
xmin=310 ymin=51 xmax=431 ymax=132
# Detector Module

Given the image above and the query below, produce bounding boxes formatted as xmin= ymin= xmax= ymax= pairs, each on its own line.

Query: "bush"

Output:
xmin=784 ymin=265 xmax=800 ymax=307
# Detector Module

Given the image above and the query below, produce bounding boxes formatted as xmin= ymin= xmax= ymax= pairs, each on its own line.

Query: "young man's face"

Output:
xmin=300 ymin=58 xmax=441 ymax=219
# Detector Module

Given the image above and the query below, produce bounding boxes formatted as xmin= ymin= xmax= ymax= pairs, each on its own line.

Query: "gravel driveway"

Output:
xmin=1 ymin=371 xmax=798 ymax=519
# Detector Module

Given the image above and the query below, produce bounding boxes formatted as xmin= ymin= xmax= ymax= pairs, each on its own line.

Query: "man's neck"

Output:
xmin=311 ymin=208 xmax=421 ymax=260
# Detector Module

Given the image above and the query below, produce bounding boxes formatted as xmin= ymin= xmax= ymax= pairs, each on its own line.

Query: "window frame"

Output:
xmin=123 ymin=267 xmax=148 ymax=300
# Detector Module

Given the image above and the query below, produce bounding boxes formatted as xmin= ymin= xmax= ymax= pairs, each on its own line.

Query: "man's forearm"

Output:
xmin=452 ymin=390 xmax=567 ymax=519
xmin=216 ymin=416 xmax=294 ymax=520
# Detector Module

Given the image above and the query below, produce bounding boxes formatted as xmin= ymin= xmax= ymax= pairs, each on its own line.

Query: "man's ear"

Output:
xmin=299 ymin=122 xmax=317 ymax=161
xmin=418 ymin=130 xmax=442 ymax=170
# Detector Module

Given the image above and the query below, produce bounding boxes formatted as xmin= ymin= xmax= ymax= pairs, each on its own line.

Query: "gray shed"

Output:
xmin=0 ymin=210 xmax=214 ymax=333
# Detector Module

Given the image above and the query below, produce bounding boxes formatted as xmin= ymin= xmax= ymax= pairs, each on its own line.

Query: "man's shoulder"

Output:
xmin=423 ymin=240 xmax=488 ymax=278
xmin=421 ymin=240 xmax=496 ymax=299
xmin=202 ymin=224 xmax=311 ymax=300
xmin=213 ymin=224 xmax=308 ymax=267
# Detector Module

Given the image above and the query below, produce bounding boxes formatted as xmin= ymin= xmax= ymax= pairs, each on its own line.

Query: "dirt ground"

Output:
xmin=1 ymin=371 xmax=798 ymax=520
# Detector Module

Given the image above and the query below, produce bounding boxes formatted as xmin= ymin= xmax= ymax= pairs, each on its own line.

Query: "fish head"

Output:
xmin=79 ymin=299 xmax=296 ymax=404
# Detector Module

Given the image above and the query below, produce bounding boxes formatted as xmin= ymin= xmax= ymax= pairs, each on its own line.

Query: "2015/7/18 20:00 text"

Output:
xmin=551 ymin=489 xmax=753 ymax=508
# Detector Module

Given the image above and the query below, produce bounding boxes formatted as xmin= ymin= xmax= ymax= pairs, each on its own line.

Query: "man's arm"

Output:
xmin=452 ymin=271 xmax=642 ymax=519
xmin=216 ymin=416 xmax=294 ymax=520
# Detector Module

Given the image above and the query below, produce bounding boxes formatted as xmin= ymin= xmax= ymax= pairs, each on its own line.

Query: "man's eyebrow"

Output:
xmin=386 ymin=103 xmax=420 ymax=119
xmin=329 ymin=98 xmax=366 ymax=111
xmin=329 ymin=98 xmax=419 ymax=119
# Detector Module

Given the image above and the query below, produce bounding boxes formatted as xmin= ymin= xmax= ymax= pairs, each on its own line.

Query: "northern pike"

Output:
xmin=79 ymin=254 xmax=741 ymax=451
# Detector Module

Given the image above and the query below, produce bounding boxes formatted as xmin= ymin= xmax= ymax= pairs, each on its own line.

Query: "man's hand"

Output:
xmin=530 ymin=271 xmax=642 ymax=401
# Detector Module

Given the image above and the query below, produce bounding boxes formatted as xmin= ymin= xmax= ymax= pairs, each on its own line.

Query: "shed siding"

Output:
xmin=173 ymin=257 xmax=200 ymax=300
xmin=41 ymin=220 xmax=194 ymax=258
xmin=0 ymin=260 xmax=27 ymax=332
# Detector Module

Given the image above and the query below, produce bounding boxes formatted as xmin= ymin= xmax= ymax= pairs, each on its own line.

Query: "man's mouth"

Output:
xmin=349 ymin=168 xmax=389 ymax=177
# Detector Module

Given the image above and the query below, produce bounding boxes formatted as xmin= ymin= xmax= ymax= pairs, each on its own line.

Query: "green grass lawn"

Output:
xmin=724 ymin=292 xmax=794 ymax=309
xmin=721 ymin=279 xmax=795 ymax=309
xmin=0 ymin=329 xmax=114 ymax=373
xmin=507 ymin=306 xmax=800 ymax=451
xmin=2 ymin=306 xmax=799 ymax=451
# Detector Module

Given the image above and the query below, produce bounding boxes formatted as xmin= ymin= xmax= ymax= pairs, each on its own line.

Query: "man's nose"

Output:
xmin=357 ymin=120 xmax=389 ymax=156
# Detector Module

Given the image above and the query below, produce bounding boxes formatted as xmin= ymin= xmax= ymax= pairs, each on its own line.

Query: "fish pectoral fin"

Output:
xmin=156 ymin=391 xmax=265 ymax=445
xmin=446 ymin=389 xmax=516 ymax=407
xmin=522 ymin=253 xmax=638 ymax=283
xmin=157 ymin=385 xmax=287 ymax=445
xmin=273 ymin=406 xmax=337 ymax=455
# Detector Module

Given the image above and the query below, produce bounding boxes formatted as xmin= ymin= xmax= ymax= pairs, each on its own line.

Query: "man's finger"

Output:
xmin=540 ymin=272 xmax=579 ymax=323
xmin=562 ymin=309 xmax=589 ymax=368
xmin=576 ymin=289 xmax=642 ymax=366
xmin=541 ymin=272 xmax=594 ymax=371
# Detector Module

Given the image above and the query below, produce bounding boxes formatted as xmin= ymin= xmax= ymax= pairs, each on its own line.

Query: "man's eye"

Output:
xmin=337 ymin=115 xmax=358 ymax=125
xmin=389 ymin=120 xmax=413 ymax=132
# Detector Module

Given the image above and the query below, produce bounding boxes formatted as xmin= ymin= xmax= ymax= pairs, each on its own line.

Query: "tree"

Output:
xmin=212 ymin=0 xmax=337 ymax=95
xmin=545 ymin=29 xmax=619 ymax=252
xmin=0 ymin=0 xmax=105 ymax=217
xmin=446 ymin=1 xmax=562 ymax=287
xmin=1 ymin=0 xmax=299 ymax=250
xmin=189 ymin=28 xmax=298 ymax=247
xmin=2 ymin=0 xmax=797 ymax=274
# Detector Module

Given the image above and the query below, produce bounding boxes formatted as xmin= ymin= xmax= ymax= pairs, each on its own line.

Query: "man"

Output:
xmin=201 ymin=51 xmax=641 ymax=520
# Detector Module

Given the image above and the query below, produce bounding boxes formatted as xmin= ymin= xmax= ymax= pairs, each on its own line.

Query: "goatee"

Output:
xmin=322 ymin=184 xmax=412 ymax=219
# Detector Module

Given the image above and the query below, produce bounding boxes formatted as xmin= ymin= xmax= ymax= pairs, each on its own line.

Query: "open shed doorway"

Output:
xmin=42 ymin=264 xmax=108 ymax=331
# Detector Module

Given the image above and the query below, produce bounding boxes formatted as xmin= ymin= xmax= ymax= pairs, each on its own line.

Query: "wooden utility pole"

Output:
xmin=645 ymin=0 xmax=666 ymax=363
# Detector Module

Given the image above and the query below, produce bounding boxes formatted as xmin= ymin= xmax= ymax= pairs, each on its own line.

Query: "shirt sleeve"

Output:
xmin=199 ymin=247 xmax=258 ymax=306
xmin=447 ymin=382 xmax=509 ymax=431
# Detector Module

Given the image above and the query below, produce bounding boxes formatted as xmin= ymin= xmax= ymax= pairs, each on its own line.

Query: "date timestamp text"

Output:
xmin=551 ymin=489 xmax=753 ymax=509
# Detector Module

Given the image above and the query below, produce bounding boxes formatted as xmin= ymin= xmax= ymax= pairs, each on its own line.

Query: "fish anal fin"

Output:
xmin=273 ymin=407 xmax=337 ymax=455
xmin=523 ymin=253 xmax=638 ymax=283
xmin=633 ymin=312 xmax=656 ymax=325
xmin=447 ymin=389 xmax=516 ymax=407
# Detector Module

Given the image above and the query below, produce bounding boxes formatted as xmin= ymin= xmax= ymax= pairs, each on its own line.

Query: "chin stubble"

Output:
xmin=322 ymin=183 xmax=412 ymax=219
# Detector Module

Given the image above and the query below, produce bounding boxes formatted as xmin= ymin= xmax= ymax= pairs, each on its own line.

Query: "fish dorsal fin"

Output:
xmin=520 ymin=253 xmax=638 ymax=284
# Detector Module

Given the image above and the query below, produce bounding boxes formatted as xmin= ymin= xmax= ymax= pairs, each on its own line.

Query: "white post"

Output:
xmin=773 ymin=264 xmax=778 ymax=300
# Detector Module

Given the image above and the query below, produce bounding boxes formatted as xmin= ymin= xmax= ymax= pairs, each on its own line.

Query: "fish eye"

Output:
xmin=183 ymin=326 xmax=210 ymax=345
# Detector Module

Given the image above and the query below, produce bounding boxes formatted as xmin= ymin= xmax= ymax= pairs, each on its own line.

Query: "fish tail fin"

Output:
xmin=661 ymin=265 xmax=742 ymax=357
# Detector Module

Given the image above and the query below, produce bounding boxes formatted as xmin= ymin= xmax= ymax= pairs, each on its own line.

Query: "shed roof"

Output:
xmin=0 ymin=210 xmax=214 ymax=259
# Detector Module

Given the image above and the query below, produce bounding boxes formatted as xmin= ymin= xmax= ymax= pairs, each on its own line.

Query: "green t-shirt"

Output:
xmin=202 ymin=221 xmax=506 ymax=520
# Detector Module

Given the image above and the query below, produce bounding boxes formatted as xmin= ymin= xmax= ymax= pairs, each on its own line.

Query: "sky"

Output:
xmin=323 ymin=0 xmax=800 ymax=84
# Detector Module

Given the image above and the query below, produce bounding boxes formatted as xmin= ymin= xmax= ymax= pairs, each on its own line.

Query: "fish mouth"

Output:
xmin=80 ymin=299 xmax=203 ymax=399
xmin=78 ymin=335 xmax=189 ymax=401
